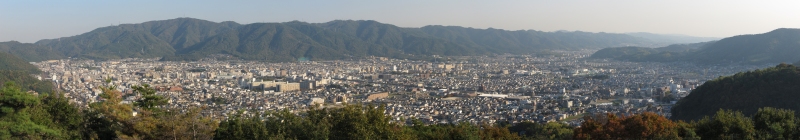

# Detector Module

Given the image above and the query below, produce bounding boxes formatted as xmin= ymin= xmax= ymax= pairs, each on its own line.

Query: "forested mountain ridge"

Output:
xmin=34 ymin=18 xmax=239 ymax=60
xmin=671 ymin=63 xmax=800 ymax=121
xmin=0 ymin=41 xmax=64 ymax=62
xmin=591 ymin=28 xmax=800 ymax=65
xmin=7 ymin=17 xmax=710 ymax=61
xmin=692 ymin=28 xmax=800 ymax=64
xmin=0 ymin=51 xmax=42 ymax=74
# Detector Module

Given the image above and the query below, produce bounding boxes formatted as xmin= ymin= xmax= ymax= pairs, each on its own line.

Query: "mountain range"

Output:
xmin=2 ymin=18 xmax=716 ymax=62
xmin=591 ymin=28 xmax=800 ymax=64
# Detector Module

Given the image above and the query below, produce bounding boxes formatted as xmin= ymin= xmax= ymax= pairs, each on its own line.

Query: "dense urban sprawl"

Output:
xmin=32 ymin=50 xmax=774 ymax=126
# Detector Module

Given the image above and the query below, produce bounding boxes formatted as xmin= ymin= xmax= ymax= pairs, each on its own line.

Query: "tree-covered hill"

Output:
xmin=0 ymin=51 xmax=42 ymax=73
xmin=35 ymin=18 xmax=239 ymax=60
xmin=692 ymin=28 xmax=800 ymax=64
xmin=29 ymin=18 xmax=677 ymax=61
xmin=0 ymin=52 xmax=54 ymax=93
xmin=672 ymin=63 xmax=800 ymax=121
xmin=0 ymin=41 xmax=64 ymax=62
xmin=655 ymin=41 xmax=713 ymax=52
xmin=591 ymin=28 xmax=800 ymax=65
xmin=589 ymin=46 xmax=688 ymax=62
xmin=626 ymin=32 xmax=719 ymax=44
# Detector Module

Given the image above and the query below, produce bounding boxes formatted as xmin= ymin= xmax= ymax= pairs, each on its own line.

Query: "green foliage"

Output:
xmin=132 ymin=84 xmax=167 ymax=111
xmin=672 ymin=64 xmax=800 ymax=121
xmin=0 ymin=51 xmax=42 ymax=74
xmin=408 ymin=120 xmax=481 ymax=140
xmin=694 ymin=109 xmax=755 ymax=139
xmin=38 ymin=93 xmax=86 ymax=139
xmin=85 ymin=85 xmax=217 ymax=139
xmin=752 ymin=107 xmax=797 ymax=139
xmin=0 ymin=70 xmax=55 ymax=94
xmin=508 ymin=121 xmax=573 ymax=139
xmin=0 ymin=82 xmax=67 ymax=139
xmin=0 ymin=52 xmax=54 ymax=93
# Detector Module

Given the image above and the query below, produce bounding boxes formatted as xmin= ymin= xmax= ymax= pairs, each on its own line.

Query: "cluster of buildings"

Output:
xmin=31 ymin=50 xmax=775 ymax=125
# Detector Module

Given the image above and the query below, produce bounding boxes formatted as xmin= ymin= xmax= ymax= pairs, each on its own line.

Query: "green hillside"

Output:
xmin=0 ymin=52 xmax=54 ymax=93
xmin=0 ymin=41 xmax=64 ymax=62
xmin=626 ymin=32 xmax=719 ymax=44
xmin=0 ymin=51 xmax=42 ymax=73
xmin=671 ymin=63 xmax=800 ymax=121
xmin=33 ymin=18 xmax=664 ymax=61
xmin=692 ymin=28 xmax=800 ymax=64
xmin=592 ymin=28 xmax=800 ymax=65
xmin=590 ymin=46 xmax=688 ymax=62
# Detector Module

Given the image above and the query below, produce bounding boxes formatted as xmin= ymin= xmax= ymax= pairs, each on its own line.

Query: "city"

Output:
xmin=32 ymin=50 xmax=774 ymax=126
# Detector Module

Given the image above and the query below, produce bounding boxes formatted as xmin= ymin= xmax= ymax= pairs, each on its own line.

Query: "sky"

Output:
xmin=2 ymin=0 xmax=800 ymax=43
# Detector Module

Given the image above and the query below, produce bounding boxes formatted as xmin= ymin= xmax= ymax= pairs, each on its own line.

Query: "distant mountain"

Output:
xmin=163 ymin=22 xmax=407 ymax=61
xmin=654 ymin=41 xmax=713 ymax=52
xmin=27 ymin=18 xmax=671 ymax=61
xmin=36 ymin=18 xmax=239 ymax=60
xmin=692 ymin=28 xmax=800 ymax=64
xmin=626 ymin=32 xmax=719 ymax=45
xmin=417 ymin=26 xmax=654 ymax=51
xmin=0 ymin=52 xmax=54 ymax=93
xmin=589 ymin=41 xmax=713 ymax=62
xmin=672 ymin=64 xmax=800 ymax=121
xmin=0 ymin=41 xmax=64 ymax=62
xmin=591 ymin=28 xmax=800 ymax=65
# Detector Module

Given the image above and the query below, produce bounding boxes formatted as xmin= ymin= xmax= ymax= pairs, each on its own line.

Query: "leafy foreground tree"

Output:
xmin=694 ymin=107 xmax=800 ymax=139
xmin=0 ymin=82 xmax=62 ymax=139
xmin=84 ymin=84 xmax=218 ymax=140
xmin=752 ymin=107 xmax=798 ymax=139
xmin=508 ymin=121 xmax=573 ymax=139
xmin=694 ymin=109 xmax=756 ymax=139
xmin=0 ymin=82 xmax=86 ymax=139
xmin=575 ymin=112 xmax=698 ymax=140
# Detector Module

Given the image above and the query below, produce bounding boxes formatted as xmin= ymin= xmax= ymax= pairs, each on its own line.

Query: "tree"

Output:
xmin=508 ymin=121 xmax=573 ymax=139
xmin=575 ymin=112 xmax=685 ymax=140
xmin=752 ymin=107 xmax=797 ymax=139
xmin=39 ymin=92 xmax=86 ymax=139
xmin=480 ymin=123 xmax=521 ymax=140
xmin=694 ymin=109 xmax=755 ymax=139
xmin=132 ymin=84 xmax=167 ymax=111
xmin=0 ymin=82 xmax=63 ymax=139
xmin=84 ymin=86 xmax=137 ymax=139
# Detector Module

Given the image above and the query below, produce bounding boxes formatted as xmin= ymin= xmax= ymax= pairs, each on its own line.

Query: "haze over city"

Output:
xmin=3 ymin=0 xmax=800 ymax=43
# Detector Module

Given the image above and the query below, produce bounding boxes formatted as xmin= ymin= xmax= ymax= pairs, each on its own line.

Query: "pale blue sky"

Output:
xmin=2 ymin=0 xmax=799 ymax=43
